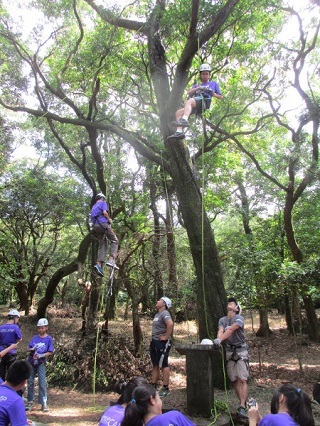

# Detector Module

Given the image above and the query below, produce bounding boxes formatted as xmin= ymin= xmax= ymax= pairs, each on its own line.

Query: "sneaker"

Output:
xmin=42 ymin=404 xmax=49 ymax=412
xmin=25 ymin=401 xmax=33 ymax=411
xmin=237 ymin=405 xmax=248 ymax=418
xmin=93 ymin=264 xmax=104 ymax=277
xmin=167 ymin=131 xmax=185 ymax=140
xmin=171 ymin=118 xmax=189 ymax=127
xmin=158 ymin=387 xmax=170 ymax=397
xmin=106 ymin=260 xmax=119 ymax=270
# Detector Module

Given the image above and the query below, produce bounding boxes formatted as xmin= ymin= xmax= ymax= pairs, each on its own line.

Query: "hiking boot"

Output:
xmin=158 ymin=387 xmax=170 ymax=397
xmin=171 ymin=118 xmax=189 ymax=127
xmin=93 ymin=264 xmax=104 ymax=277
xmin=42 ymin=404 xmax=49 ymax=412
xmin=106 ymin=260 xmax=119 ymax=270
xmin=237 ymin=405 xmax=248 ymax=418
xmin=167 ymin=131 xmax=185 ymax=140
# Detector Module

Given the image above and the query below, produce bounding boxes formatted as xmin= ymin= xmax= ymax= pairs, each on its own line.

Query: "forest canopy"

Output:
xmin=0 ymin=0 xmax=319 ymax=344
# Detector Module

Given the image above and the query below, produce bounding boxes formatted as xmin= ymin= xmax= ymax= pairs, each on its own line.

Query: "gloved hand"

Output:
xmin=36 ymin=353 xmax=46 ymax=359
xmin=213 ymin=338 xmax=222 ymax=347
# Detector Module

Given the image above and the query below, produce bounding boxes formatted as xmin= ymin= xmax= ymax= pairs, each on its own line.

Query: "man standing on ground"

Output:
xmin=214 ymin=297 xmax=249 ymax=418
xmin=150 ymin=297 xmax=173 ymax=397
xmin=0 ymin=360 xmax=32 ymax=425
xmin=0 ymin=309 xmax=22 ymax=381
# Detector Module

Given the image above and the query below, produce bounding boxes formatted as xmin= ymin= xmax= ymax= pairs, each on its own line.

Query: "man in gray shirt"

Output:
xmin=214 ymin=297 xmax=249 ymax=418
xmin=150 ymin=297 xmax=173 ymax=397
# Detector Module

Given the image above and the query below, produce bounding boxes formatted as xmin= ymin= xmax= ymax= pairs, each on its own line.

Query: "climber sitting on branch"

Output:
xmin=168 ymin=63 xmax=222 ymax=141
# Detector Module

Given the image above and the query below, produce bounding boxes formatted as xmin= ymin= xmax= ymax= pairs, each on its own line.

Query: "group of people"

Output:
xmin=126 ymin=295 xmax=314 ymax=426
xmin=99 ymin=377 xmax=315 ymax=426
xmin=0 ymin=300 xmax=315 ymax=426
xmin=0 ymin=310 xmax=54 ymax=425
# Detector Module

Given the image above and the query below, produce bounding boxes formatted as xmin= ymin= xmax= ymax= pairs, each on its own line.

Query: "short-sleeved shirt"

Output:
xmin=91 ymin=200 xmax=109 ymax=225
xmin=99 ymin=404 xmax=124 ymax=426
xmin=151 ymin=310 xmax=172 ymax=340
xmin=0 ymin=384 xmax=28 ymax=426
xmin=0 ymin=323 xmax=22 ymax=354
xmin=27 ymin=334 xmax=54 ymax=365
xmin=259 ymin=413 xmax=298 ymax=426
xmin=218 ymin=314 xmax=245 ymax=346
xmin=146 ymin=411 xmax=196 ymax=426
xmin=192 ymin=81 xmax=222 ymax=99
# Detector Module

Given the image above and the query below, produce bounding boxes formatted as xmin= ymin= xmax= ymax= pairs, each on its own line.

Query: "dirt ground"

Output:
xmin=6 ymin=307 xmax=320 ymax=426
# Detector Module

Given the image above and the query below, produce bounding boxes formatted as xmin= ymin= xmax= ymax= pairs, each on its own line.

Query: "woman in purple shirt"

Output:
xmin=99 ymin=376 xmax=147 ymax=426
xmin=248 ymin=384 xmax=314 ymax=426
xmin=122 ymin=383 xmax=196 ymax=426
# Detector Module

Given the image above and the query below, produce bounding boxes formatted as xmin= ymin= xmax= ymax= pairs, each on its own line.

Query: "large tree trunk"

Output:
xmin=256 ymin=307 xmax=272 ymax=337
xmin=166 ymin=142 xmax=226 ymax=339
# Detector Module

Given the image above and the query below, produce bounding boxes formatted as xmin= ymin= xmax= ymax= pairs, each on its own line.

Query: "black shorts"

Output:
xmin=150 ymin=339 xmax=171 ymax=368
xmin=192 ymin=96 xmax=211 ymax=115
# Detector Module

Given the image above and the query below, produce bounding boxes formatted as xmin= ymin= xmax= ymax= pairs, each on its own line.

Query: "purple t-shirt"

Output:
xmin=0 ymin=384 xmax=28 ymax=426
xmin=99 ymin=404 xmax=124 ymax=426
xmin=91 ymin=200 xmax=109 ymax=225
xmin=146 ymin=411 xmax=196 ymax=426
xmin=259 ymin=413 xmax=298 ymax=425
xmin=0 ymin=323 xmax=22 ymax=354
xmin=28 ymin=334 xmax=54 ymax=365
xmin=192 ymin=81 xmax=222 ymax=99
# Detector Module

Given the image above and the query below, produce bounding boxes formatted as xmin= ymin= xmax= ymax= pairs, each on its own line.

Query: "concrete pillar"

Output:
xmin=175 ymin=343 xmax=228 ymax=418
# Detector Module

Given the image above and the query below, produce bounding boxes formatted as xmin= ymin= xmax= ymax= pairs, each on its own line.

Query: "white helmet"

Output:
xmin=8 ymin=309 xmax=20 ymax=318
xmin=37 ymin=318 xmax=49 ymax=327
xmin=96 ymin=192 xmax=106 ymax=200
xmin=201 ymin=339 xmax=213 ymax=345
xmin=200 ymin=63 xmax=211 ymax=72
xmin=161 ymin=297 xmax=172 ymax=309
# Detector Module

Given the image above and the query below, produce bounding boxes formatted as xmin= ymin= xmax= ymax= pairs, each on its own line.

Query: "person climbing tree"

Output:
xmin=168 ymin=63 xmax=222 ymax=140
xmin=91 ymin=193 xmax=119 ymax=277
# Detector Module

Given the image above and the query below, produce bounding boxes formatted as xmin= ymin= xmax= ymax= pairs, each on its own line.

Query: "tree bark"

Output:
xmin=166 ymin=142 xmax=226 ymax=339
xmin=256 ymin=307 xmax=272 ymax=337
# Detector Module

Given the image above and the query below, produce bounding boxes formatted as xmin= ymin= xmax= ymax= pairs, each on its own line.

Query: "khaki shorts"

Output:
xmin=226 ymin=349 xmax=249 ymax=382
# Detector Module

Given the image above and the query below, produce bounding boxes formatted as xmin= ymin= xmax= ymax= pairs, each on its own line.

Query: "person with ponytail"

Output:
xmin=99 ymin=376 xmax=147 ymax=426
xmin=121 ymin=383 xmax=196 ymax=426
xmin=248 ymin=384 xmax=315 ymax=426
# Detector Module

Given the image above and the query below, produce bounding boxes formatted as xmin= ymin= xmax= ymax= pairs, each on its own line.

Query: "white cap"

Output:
xmin=37 ymin=318 xmax=49 ymax=326
xmin=161 ymin=297 xmax=172 ymax=309
xmin=201 ymin=339 xmax=213 ymax=345
xmin=8 ymin=309 xmax=20 ymax=318
xmin=200 ymin=63 xmax=211 ymax=72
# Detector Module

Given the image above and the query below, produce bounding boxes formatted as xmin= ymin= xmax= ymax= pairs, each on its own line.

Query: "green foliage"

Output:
xmin=0 ymin=159 xmax=87 ymax=306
